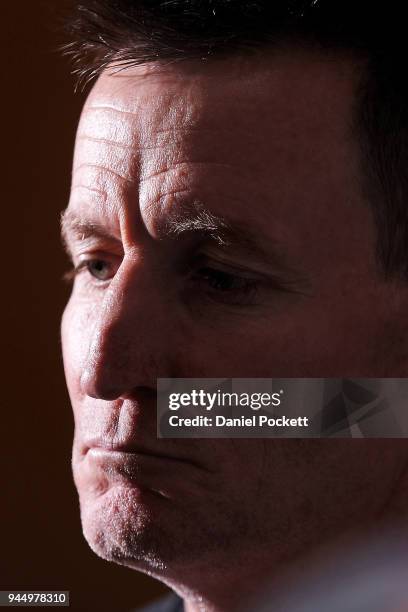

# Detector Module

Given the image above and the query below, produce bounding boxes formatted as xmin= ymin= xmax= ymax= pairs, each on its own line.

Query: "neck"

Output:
xmin=159 ymin=549 xmax=291 ymax=612
xmin=157 ymin=522 xmax=406 ymax=612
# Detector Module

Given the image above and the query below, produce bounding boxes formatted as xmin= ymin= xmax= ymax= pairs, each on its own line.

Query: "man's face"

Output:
xmin=61 ymin=51 xmax=407 ymax=583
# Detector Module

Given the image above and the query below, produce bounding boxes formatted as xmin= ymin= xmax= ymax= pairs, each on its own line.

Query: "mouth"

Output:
xmin=83 ymin=438 xmax=206 ymax=471
xmin=80 ymin=444 xmax=211 ymax=501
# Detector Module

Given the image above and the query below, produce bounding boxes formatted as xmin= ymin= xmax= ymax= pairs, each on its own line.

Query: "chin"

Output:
xmin=79 ymin=484 xmax=169 ymax=572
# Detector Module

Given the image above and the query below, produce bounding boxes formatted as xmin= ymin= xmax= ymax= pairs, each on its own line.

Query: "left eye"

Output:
xmin=190 ymin=265 xmax=260 ymax=306
xmin=196 ymin=266 xmax=254 ymax=293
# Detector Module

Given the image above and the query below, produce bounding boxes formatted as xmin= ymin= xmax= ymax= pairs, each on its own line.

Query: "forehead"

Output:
xmin=70 ymin=51 xmax=367 ymax=266
xmin=79 ymin=51 xmax=358 ymax=161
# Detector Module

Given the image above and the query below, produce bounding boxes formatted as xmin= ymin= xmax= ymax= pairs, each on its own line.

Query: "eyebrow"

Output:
xmin=60 ymin=209 xmax=121 ymax=256
xmin=162 ymin=204 xmax=299 ymax=276
xmin=60 ymin=204 xmax=309 ymax=286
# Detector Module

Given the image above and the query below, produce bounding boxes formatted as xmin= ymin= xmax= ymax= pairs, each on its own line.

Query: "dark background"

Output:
xmin=3 ymin=2 xmax=166 ymax=609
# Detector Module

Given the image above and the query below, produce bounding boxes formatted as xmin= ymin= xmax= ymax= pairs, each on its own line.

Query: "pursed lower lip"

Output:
xmin=84 ymin=446 xmax=207 ymax=495
xmin=83 ymin=447 xmax=173 ymax=498
xmin=83 ymin=442 xmax=206 ymax=471
xmin=79 ymin=444 xmax=215 ymax=500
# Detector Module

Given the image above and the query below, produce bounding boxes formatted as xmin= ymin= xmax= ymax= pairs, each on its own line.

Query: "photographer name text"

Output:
xmin=168 ymin=415 xmax=309 ymax=428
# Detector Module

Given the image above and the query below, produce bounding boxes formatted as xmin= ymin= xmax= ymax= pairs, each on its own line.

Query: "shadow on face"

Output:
xmin=60 ymin=50 xmax=408 ymax=591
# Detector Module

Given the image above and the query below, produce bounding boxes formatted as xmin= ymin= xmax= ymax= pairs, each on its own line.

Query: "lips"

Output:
xmin=81 ymin=447 xmax=169 ymax=499
xmin=79 ymin=443 xmax=212 ymax=501
xmin=82 ymin=436 xmax=209 ymax=472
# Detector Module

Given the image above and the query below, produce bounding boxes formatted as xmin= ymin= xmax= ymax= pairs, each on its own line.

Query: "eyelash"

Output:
xmin=189 ymin=265 xmax=260 ymax=305
xmin=63 ymin=259 xmax=115 ymax=285
xmin=64 ymin=257 xmax=263 ymax=306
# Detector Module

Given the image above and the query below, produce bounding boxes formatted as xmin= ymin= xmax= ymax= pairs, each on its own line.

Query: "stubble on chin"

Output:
xmin=79 ymin=484 xmax=170 ymax=572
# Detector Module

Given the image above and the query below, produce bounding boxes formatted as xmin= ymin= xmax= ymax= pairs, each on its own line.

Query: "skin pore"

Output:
xmin=61 ymin=50 xmax=408 ymax=611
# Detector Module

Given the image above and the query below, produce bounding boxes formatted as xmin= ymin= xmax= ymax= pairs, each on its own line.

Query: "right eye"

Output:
xmin=65 ymin=257 xmax=118 ymax=284
xmin=82 ymin=259 xmax=113 ymax=281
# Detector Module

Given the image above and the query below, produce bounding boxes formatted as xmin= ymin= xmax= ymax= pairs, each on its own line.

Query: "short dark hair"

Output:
xmin=64 ymin=1 xmax=408 ymax=281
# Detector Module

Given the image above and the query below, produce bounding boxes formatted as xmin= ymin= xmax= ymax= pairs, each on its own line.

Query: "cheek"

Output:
xmin=180 ymin=315 xmax=313 ymax=377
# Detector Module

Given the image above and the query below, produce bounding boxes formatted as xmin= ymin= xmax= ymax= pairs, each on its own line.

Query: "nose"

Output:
xmin=80 ymin=259 xmax=173 ymax=400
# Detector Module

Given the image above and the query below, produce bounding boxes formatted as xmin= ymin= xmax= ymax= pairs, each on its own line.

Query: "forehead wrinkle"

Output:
xmin=73 ymin=140 xmax=141 ymax=193
xmin=70 ymin=164 xmax=126 ymax=215
xmin=87 ymin=80 xmax=228 ymax=156
xmin=86 ymin=104 xmax=146 ymax=119
xmin=76 ymin=134 xmax=137 ymax=151
xmin=85 ymin=104 xmax=231 ymax=139
xmin=73 ymin=163 xmax=134 ymax=185
xmin=84 ymin=95 xmax=199 ymax=132
xmin=77 ymin=106 xmax=143 ymax=160
xmin=71 ymin=184 xmax=108 ymax=200
xmin=81 ymin=90 xmax=255 ymax=184
xmin=139 ymin=159 xmax=234 ymax=185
